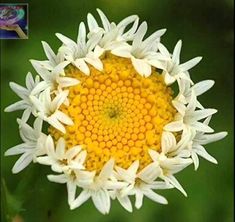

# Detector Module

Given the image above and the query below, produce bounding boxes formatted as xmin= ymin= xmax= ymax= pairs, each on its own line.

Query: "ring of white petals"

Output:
xmin=4 ymin=9 xmax=227 ymax=214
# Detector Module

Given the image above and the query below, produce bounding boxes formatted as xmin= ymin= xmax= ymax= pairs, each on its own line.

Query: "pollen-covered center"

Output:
xmin=50 ymin=54 xmax=176 ymax=172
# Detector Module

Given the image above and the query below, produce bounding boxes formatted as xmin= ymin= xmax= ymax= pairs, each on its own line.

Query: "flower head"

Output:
xmin=5 ymin=9 xmax=227 ymax=214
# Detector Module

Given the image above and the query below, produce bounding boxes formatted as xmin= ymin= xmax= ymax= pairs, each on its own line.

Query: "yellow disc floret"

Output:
xmin=49 ymin=54 xmax=176 ymax=172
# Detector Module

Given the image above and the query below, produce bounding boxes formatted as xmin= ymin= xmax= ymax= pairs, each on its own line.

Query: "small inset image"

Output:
xmin=0 ymin=4 xmax=28 ymax=39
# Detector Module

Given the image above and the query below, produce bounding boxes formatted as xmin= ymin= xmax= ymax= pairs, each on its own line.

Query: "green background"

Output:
xmin=1 ymin=0 xmax=233 ymax=222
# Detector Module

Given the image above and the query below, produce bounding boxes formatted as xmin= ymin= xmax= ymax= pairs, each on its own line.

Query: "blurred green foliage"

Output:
xmin=1 ymin=0 xmax=233 ymax=222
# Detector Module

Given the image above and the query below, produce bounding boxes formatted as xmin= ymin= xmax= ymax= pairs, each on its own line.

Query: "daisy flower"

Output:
xmin=158 ymin=40 xmax=202 ymax=85
xmin=87 ymin=9 xmax=139 ymax=52
xmin=5 ymin=118 xmax=46 ymax=173
xmin=4 ymin=9 xmax=227 ymax=214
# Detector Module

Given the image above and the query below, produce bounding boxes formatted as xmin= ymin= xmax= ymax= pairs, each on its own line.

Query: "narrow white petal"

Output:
xmin=54 ymin=110 xmax=73 ymax=126
xmin=4 ymin=101 xmax=28 ymax=112
xmin=191 ymin=122 xmax=214 ymax=133
xmin=66 ymin=146 xmax=82 ymax=161
xmin=77 ymin=22 xmax=86 ymax=45
xmin=98 ymin=159 xmax=114 ymax=181
xmin=172 ymin=40 xmax=182 ymax=64
xmin=92 ymin=189 xmax=111 ymax=214
xmin=191 ymin=109 xmax=217 ymax=121
xmin=165 ymin=175 xmax=187 ymax=196
xmin=138 ymin=162 xmax=160 ymax=183
xmin=31 ymin=81 xmax=49 ymax=96
xmin=111 ymin=46 xmax=132 ymax=58
xmin=192 ymin=80 xmax=215 ymax=96
xmin=84 ymin=57 xmax=103 ymax=71
xmin=51 ymin=90 xmax=69 ymax=111
xmin=67 ymin=181 xmax=77 ymax=205
xmin=131 ymin=57 xmax=152 ymax=77
xmin=87 ymin=13 xmax=99 ymax=31
xmin=36 ymin=156 xmax=53 ymax=165
xmin=41 ymin=41 xmax=56 ymax=64
xmin=172 ymin=100 xmax=186 ymax=116
xmin=25 ymin=72 xmax=35 ymax=89
xmin=135 ymin=190 xmax=144 ymax=209
xmin=97 ymin=9 xmax=111 ymax=31
xmin=179 ymin=57 xmax=202 ymax=72
xmin=74 ymin=59 xmax=90 ymax=75
xmin=161 ymin=131 xmax=177 ymax=153
xmin=143 ymin=188 xmax=168 ymax=204
xmin=47 ymin=174 xmax=67 ymax=183
xmin=164 ymin=121 xmax=184 ymax=132
xmin=57 ymin=77 xmax=80 ymax=88
xmin=132 ymin=22 xmax=147 ymax=49
xmin=70 ymin=190 xmax=91 ymax=210
xmin=55 ymin=33 xmax=76 ymax=47
xmin=164 ymin=72 xmax=176 ymax=85
xmin=12 ymin=152 xmax=33 ymax=174
xmin=158 ymin=43 xmax=170 ymax=57
xmin=117 ymin=195 xmax=133 ymax=212
xmin=148 ymin=149 xmax=160 ymax=162
xmin=47 ymin=117 xmax=66 ymax=134
xmin=5 ymin=143 xmax=32 ymax=156
xmin=46 ymin=135 xmax=56 ymax=157
xmin=199 ymin=132 xmax=228 ymax=144
xmin=191 ymin=151 xmax=199 ymax=170
xmin=55 ymin=137 xmax=66 ymax=159
xmin=195 ymin=145 xmax=218 ymax=164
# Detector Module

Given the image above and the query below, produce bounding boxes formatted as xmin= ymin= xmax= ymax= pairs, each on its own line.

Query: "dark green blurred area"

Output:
xmin=0 ymin=0 xmax=234 ymax=222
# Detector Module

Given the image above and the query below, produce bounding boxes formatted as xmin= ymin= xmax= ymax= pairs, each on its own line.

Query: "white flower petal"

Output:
xmin=98 ymin=159 xmax=114 ymax=181
xmin=192 ymin=80 xmax=215 ymax=96
xmin=116 ymin=195 xmax=133 ymax=212
xmin=142 ymin=188 xmax=168 ymax=204
xmin=172 ymin=40 xmax=182 ymax=64
xmin=55 ymin=137 xmax=66 ymax=159
xmin=54 ymin=110 xmax=73 ymax=126
xmin=131 ymin=57 xmax=152 ymax=77
xmin=135 ymin=190 xmax=144 ymax=209
xmin=12 ymin=152 xmax=33 ymax=174
xmin=57 ymin=77 xmax=80 ymax=88
xmin=47 ymin=174 xmax=67 ymax=183
xmin=92 ymin=189 xmax=111 ymax=214
xmin=5 ymin=144 xmax=32 ymax=156
xmin=161 ymin=131 xmax=177 ymax=153
xmin=164 ymin=120 xmax=184 ymax=132
xmin=74 ymin=59 xmax=90 ymax=75
xmin=164 ymin=175 xmax=187 ymax=196
xmin=67 ymin=181 xmax=77 ymax=205
xmin=4 ymin=100 xmax=28 ymax=112
xmin=41 ymin=41 xmax=57 ymax=64
xmin=70 ymin=190 xmax=91 ymax=210
xmin=179 ymin=57 xmax=202 ymax=72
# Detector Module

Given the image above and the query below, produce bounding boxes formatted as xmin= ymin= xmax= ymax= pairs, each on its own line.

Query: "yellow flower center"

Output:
xmin=50 ymin=54 xmax=176 ymax=172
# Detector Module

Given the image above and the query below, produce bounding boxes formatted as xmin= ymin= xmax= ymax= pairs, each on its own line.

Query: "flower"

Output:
xmin=87 ymin=9 xmax=139 ymax=51
xmin=112 ymin=22 xmax=166 ymax=77
xmin=177 ymin=117 xmax=228 ymax=170
xmin=30 ymin=88 xmax=73 ymax=133
xmin=31 ymin=41 xmax=69 ymax=72
xmin=4 ymin=72 xmax=46 ymax=122
xmin=37 ymin=135 xmax=87 ymax=172
xmin=164 ymin=92 xmax=217 ymax=133
xmin=5 ymin=118 xmax=46 ymax=173
xmin=158 ymin=40 xmax=202 ymax=85
xmin=56 ymin=22 xmax=104 ymax=75
xmin=115 ymin=160 xmax=173 ymax=210
xmin=173 ymin=78 xmax=215 ymax=110
xmin=30 ymin=59 xmax=79 ymax=93
xmin=70 ymin=159 xmax=126 ymax=214
xmin=5 ymin=9 xmax=227 ymax=214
